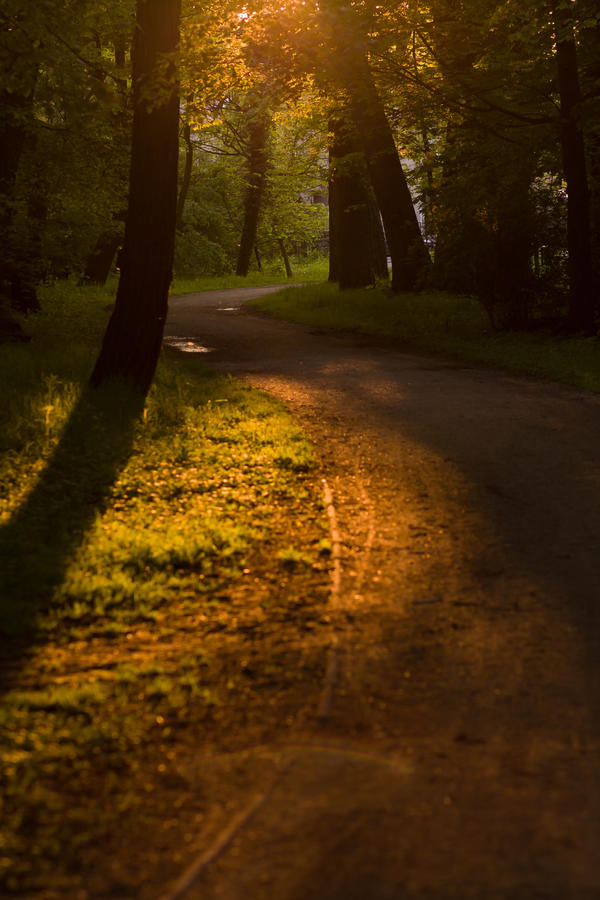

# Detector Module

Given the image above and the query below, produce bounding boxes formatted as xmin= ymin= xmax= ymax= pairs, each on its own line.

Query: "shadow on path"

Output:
xmin=0 ymin=384 xmax=143 ymax=686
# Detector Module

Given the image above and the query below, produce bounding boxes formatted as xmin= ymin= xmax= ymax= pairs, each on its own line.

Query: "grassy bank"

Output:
xmin=0 ymin=282 xmax=329 ymax=896
xmin=249 ymin=283 xmax=600 ymax=393
xmin=171 ymin=255 xmax=328 ymax=295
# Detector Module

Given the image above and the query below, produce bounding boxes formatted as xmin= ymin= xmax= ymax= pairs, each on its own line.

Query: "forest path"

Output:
xmin=162 ymin=287 xmax=600 ymax=899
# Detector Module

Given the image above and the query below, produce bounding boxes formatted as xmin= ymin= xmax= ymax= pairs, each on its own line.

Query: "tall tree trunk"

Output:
xmin=329 ymin=113 xmax=388 ymax=288
xmin=83 ymin=231 xmax=123 ymax=285
xmin=11 ymin=172 xmax=48 ymax=312
xmin=579 ymin=6 xmax=600 ymax=301
xmin=0 ymin=48 xmax=37 ymax=301
xmin=368 ymin=191 xmax=389 ymax=281
xmin=329 ymin=115 xmax=376 ymax=289
xmin=555 ymin=19 xmax=596 ymax=332
xmin=328 ymin=122 xmax=340 ymax=282
xmin=90 ymin=0 xmax=181 ymax=395
xmin=176 ymin=102 xmax=194 ymax=231
xmin=320 ymin=3 xmax=429 ymax=292
xmin=346 ymin=58 xmax=430 ymax=292
xmin=236 ymin=109 xmax=270 ymax=277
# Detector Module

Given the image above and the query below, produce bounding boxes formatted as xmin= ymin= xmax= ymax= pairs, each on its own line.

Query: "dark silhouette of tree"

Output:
xmin=91 ymin=0 xmax=181 ymax=395
xmin=555 ymin=11 xmax=596 ymax=333
xmin=329 ymin=114 xmax=380 ymax=289
xmin=319 ymin=2 xmax=429 ymax=291
xmin=236 ymin=104 xmax=271 ymax=277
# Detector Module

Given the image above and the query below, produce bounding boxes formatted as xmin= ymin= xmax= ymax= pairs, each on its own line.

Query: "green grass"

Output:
xmin=0 ymin=280 xmax=327 ymax=896
xmin=248 ymin=282 xmax=600 ymax=393
xmin=171 ymin=255 xmax=328 ymax=294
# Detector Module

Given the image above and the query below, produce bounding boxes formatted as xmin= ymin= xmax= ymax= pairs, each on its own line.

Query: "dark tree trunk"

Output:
xmin=0 ymin=52 xmax=37 ymax=299
xmin=368 ymin=191 xmax=389 ymax=281
xmin=329 ymin=112 xmax=388 ymax=288
xmin=579 ymin=8 xmax=600 ymax=300
xmin=10 ymin=173 xmax=48 ymax=312
xmin=90 ymin=0 xmax=181 ymax=395
xmin=254 ymin=246 xmax=263 ymax=271
xmin=346 ymin=59 xmax=430 ymax=292
xmin=277 ymin=238 xmax=293 ymax=278
xmin=176 ymin=104 xmax=194 ymax=231
xmin=236 ymin=110 xmax=270 ymax=277
xmin=319 ymin=0 xmax=429 ymax=292
xmin=556 ymin=26 xmax=596 ymax=332
xmin=329 ymin=115 xmax=375 ymax=289
xmin=328 ymin=124 xmax=339 ymax=282
xmin=83 ymin=231 xmax=123 ymax=285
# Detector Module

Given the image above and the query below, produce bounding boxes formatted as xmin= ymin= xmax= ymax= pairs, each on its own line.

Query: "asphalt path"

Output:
xmin=163 ymin=286 xmax=600 ymax=899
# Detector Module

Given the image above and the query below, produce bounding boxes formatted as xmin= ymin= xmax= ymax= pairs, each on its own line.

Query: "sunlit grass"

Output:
xmin=0 ymin=280 xmax=328 ymax=895
xmin=249 ymin=283 xmax=600 ymax=393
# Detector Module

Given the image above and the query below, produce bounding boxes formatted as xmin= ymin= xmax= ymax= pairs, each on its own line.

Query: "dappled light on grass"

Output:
xmin=0 ymin=383 xmax=144 ymax=634
xmin=0 ymin=283 xmax=330 ymax=896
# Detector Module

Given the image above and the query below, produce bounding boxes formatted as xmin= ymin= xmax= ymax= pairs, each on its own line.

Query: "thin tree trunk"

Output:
xmin=555 ymin=21 xmax=596 ymax=332
xmin=236 ymin=110 xmax=270 ymax=277
xmin=277 ymin=238 xmax=293 ymax=278
xmin=368 ymin=191 xmax=389 ymax=281
xmin=176 ymin=100 xmax=194 ymax=231
xmin=90 ymin=0 xmax=181 ymax=394
xmin=328 ymin=122 xmax=339 ymax=282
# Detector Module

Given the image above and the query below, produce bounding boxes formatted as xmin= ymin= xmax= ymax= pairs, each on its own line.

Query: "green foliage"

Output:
xmin=1 ymin=0 xmax=134 ymax=284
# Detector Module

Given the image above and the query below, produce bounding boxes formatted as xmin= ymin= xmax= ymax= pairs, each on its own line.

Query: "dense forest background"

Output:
xmin=1 ymin=0 xmax=599 ymax=343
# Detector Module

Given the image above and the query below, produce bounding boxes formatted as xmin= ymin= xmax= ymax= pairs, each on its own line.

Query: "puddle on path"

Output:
xmin=163 ymin=336 xmax=215 ymax=354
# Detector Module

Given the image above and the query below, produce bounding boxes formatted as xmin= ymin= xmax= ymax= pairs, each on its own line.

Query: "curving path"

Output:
xmin=162 ymin=287 xmax=600 ymax=900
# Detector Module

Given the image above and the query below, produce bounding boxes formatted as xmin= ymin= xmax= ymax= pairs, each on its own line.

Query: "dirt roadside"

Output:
xmin=158 ymin=288 xmax=600 ymax=900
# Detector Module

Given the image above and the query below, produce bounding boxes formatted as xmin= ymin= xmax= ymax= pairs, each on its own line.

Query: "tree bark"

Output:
xmin=368 ymin=190 xmax=389 ymax=281
xmin=319 ymin=1 xmax=429 ymax=292
xmin=176 ymin=103 xmax=194 ymax=231
xmin=555 ymin=19 xmax=596 ymax=332
xmin=236 ymin=109 xmax=270 ymax=277
xmin=90 ymin=0 xmax=181 ymax=395
xmin=329 ymin=115 xmax=376 ymax=289
xmin=83 ymin=231 xmax=123 ymax=285
xmin=0 ymin=45 xmax=38 ymax=301
xmin=345 ymin=58 xmax=430 ymax=292
xmin=277 ymin=238 xmax=293 ymax=278
xmin=10 ymin=172 xmax=49 ymax=312
xmin=327 ymin=129 xmax=339 ymax=283
xmin=329 ymin=113 xmax=389 ymax=288
xmin=580 ymin=20 xmax=600 ymax=301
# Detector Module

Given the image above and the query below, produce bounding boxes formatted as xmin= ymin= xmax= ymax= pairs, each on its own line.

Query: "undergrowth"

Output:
xmin=249 ymin=283 xmax=600 ymax=393
xmin=171 ymin=255 xmax=328 ymax=295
